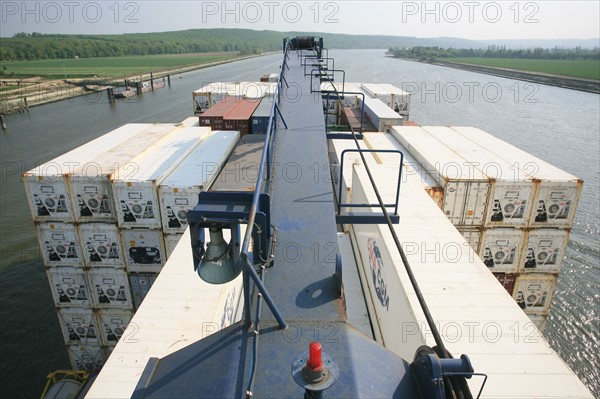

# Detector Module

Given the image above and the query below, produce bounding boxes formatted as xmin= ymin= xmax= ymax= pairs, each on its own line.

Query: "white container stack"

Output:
xmin=359 ymin=97 xmax=403 ymax=132
xmin=386 ymin=125 xmax=583 ymax=327
xmin=23 ymin=124 xmax=153 ymax=223
xmin=69 ymin=124 xmax=179 ymax=223
xmin=24 ymin=121 xmax=240 ymax=371
xmin=112 ymin=126 xmax=211 ymax=229
xmin=391 ymin=126 xmax=491 ymax=227
xmin=360 ymin=83 xmax=411 ymax=119
xmin=320 ymin=82 xmax=366 ymax=126
xmin=450 ymin=126 xmax=583 ymax=228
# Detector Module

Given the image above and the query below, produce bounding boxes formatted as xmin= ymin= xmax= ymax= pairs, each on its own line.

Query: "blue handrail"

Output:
xmin=238 ymin=41 xmax=293 ymax=330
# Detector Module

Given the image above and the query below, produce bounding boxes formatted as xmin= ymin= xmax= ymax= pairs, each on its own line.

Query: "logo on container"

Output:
xmin=367 ymin=237 xmax=389 ymax=310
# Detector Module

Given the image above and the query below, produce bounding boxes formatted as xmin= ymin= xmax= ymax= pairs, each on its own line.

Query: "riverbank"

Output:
xmin=0 ymin=52 xmax=276 ymax=114
xmin=425 ymin=59 xmax=599 ymax=94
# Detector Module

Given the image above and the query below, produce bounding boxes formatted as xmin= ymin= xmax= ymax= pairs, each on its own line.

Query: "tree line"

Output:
xmin=1 ymin=29 xmax=285 ymax=61
xmin=390 ymin=45 xmax=600 ymax=61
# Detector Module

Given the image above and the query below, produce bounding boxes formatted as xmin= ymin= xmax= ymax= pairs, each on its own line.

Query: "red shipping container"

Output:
xmin=493 ymin=273 xmax=517 ymax=295
xmin=199 ymin=97 xmax=239 ymax=131
xmin=223 ymin=99 xmax=261 ymax=136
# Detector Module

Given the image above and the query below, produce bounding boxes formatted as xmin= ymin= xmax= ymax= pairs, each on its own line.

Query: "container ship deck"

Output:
xmin=31 ymin=38 xmax=593 ymax=399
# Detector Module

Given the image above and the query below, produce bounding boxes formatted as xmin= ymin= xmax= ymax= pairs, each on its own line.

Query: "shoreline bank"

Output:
xmin=394 ymin=57 xmax=599 ymax=94
xmin=0 ymin=52 xmax=276 ymax=115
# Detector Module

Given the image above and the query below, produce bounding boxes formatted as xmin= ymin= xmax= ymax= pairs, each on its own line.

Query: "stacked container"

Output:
xmin=24 ymin=123 xmax=175 ymax=371
xmin=23 ymin=121 xmax=241 ymax=370
xmin=359 ymin=97 xmax=404 ymax=133
xmin=321 ymin=83 xmax=407 ymax=131
xmin=360 ymin=83 xmax=411 ymax=119
xmin=389 ymin=125 xmax=582 ymax=327
xmin=321 ymin=81 xmax=366 ymax=131
xmin=112 ymin=126 xmax=211 ymax=273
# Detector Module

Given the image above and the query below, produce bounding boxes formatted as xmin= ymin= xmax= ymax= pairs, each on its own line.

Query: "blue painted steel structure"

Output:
xmin=132 ymin=38 xmax=478 ymax=399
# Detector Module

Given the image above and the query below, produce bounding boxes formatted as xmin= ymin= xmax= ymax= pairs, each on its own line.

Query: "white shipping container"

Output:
xmin=486 ymin=184 xmax=534 ymax=227
xmin=23 ymin=124 xmax=152 ymax=222
xmin=180 ymin=116 xmax=200 ymax=127
xmin=96 ymin=309 xmax=133 ymax=346
xmin=70 ymin=124 xmax=179 ymax=222
xmin=360 ymin=83 xmax=393 ymax=110
xmin=329 ymin=139 xmax=378 ymax=206
xmin=376 ymin=83 xmax=411 ymax=117
xmin=87 ymin=268 xmax=133 ymax=310
xmin=112 ymin=126 xmax=211 ymax=229
xmin=480 ymin=228 xmax=526 ymax=273
xmin=67 ymin=344 xmax=104 ymax=371
xmin=58 ymin=308 xmax=100 ymax=345
xmin=360 ymin=97 xmax=403 ymax=132
xmin=391 ymin=126 xmax=490 ymax=226
xmin=193 ymin=82 xmax=228 ymax=114
xmin=320 ymin=82 xmax=368 ymax=108
xmin=164 ymin=234 xmax=183 ymax=259
xmin=514 ymin=274 xmax=557 ymax=315
xmin=78 ymin=224 xmax=124 ymax=268
xmin=421 ymin=126 xmax=535 ymax=228
xmin=362 ymin=133 xmax=443 ymax=208
xmin=457 ymin=227 xmax=483 ymax=254
xmin=25 ymin=182 xmax=71 ymax=222
xmin=158 ymin=131 xmax=240 ymax=234
xmin=450 ymin=126 xmax=583 ymax=228
xmin=37 ymin=223 xmax=84 ymax=267
xmin=363 ymin=83 xmax=410 ymax=110
xmin=325 ymin=112 xmax=338 ymax=126
xmin=531 ymin=184 xmax=581 ymax=228
xmin=121 ymin=229 xmax=166 ymax=273
xmin=521 ymin=228 xmax=570 ymax=274
xmin=47 ymin=266 xmax=92 ymax=308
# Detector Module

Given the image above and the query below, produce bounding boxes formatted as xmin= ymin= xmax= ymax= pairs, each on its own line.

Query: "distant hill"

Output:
xmin=1 ymin=28 xmax=597 ymax=61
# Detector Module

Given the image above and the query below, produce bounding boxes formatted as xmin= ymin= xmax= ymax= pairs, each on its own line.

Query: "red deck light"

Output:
xmin=307 ymin=342 xmax=324 ymax=372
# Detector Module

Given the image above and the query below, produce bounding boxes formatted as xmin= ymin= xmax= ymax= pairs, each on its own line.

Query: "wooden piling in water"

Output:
xmin=150 ymin=73 xmax=154 ymax=91
xmin=167 ymin=75 xmax=171 ymax=86
xmin=107 ymin=88 xmax=115 ymax=103
xmin=0 ymin=114 xmax=7 ymax=130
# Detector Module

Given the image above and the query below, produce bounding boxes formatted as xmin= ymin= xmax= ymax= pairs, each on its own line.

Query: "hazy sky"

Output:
xmin=1 ymin=1 xmax=599 ymax=40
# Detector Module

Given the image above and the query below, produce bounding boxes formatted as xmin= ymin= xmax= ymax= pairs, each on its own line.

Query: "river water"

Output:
xmin=1 ymin=50 xmax=598 ymax=397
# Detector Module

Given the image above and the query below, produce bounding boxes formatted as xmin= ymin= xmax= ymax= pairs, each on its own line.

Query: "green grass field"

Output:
xmin=0 ymin=52 xmax=241 ymax=78
xmin=449 ymin=58 xmax=600 ymax=80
